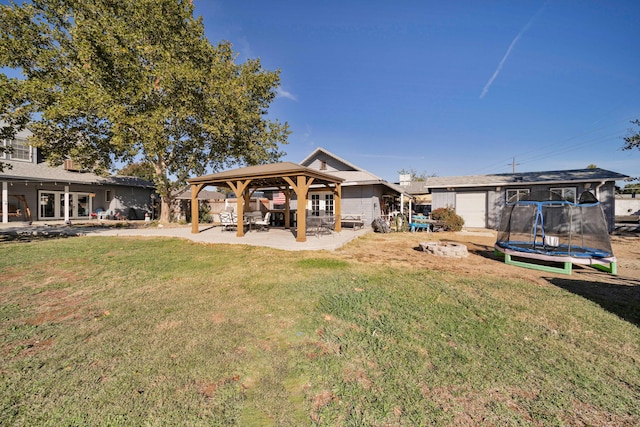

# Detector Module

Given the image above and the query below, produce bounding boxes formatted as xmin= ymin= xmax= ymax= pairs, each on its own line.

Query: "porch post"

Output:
xmin=334 ymin=184 xmax=342 ymax=232
xmin=64 ymin=186 xmax=70 ymax=223
xmin=2 ymin=181 xmax=7 ymax=224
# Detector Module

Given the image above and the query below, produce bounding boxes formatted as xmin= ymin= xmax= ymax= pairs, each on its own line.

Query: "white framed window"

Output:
xmin=506 ymin=189 xmax=530 ymax=204
xmin=311 ymin=194 xmax=320 ymax=216
xmin=325 ymin=194 xmax=334 ymax=215
xmin=4 ymin=138 xmax=32 ymax=161
xmin=105 ymin=189 xmax=112 ymax=202
xmin=309 ymin=192 xmax=335 ymax=216
xmin=550 ymin=187 xmax=576 ymax=203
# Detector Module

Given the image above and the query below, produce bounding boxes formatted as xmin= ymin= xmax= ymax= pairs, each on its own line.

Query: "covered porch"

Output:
xmin=187 ymin=162 xmax=344 ymax=242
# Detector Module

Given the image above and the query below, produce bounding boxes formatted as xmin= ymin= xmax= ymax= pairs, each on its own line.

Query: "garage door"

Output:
xmin=455 ymin=192 xmax=486 ymax=228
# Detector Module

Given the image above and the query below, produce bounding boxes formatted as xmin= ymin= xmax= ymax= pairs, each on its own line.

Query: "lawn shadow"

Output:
xmin=545 ymin=275 xmax=640 ymax=327
xmin=0 ymin=223 xmax=137 ymax=243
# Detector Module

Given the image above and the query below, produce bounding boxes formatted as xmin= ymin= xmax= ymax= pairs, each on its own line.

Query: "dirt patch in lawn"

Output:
xmin=337 ymin=230 xmax=640 ymax=325
xmin=338 ymin=230 xmax=638 ymax=281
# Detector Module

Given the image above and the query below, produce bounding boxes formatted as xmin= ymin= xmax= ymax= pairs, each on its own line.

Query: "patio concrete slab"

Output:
xmin=0 ymin=222 xmax=370 ymax=251
xmin=88 ymin=224 xmax=371 ymax=251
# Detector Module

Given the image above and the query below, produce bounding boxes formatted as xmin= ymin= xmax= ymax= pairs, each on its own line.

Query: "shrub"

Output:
xmin=199 ymin=202 xmax=212 ymax=223
xmin=431 ymin=206 xmax=464 ymax=231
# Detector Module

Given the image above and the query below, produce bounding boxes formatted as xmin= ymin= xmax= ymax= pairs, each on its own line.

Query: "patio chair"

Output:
xmin=254 ymin=212 xmax=271 ymax=231
xmin=220 ymin=210 xmax=237 ymax=231
xmin=319 ymin=216 xmax=336 ymax=236
xmin=97 ymin=209 xmax=111 ymax=220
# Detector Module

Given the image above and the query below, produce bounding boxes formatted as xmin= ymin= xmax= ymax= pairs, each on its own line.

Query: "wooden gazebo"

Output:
xmin=186 ymin=162 xmax=344 ymax=242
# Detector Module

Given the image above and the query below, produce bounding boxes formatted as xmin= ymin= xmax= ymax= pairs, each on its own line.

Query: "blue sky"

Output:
xmin=197 ymin=0 xmax=640 ymax=184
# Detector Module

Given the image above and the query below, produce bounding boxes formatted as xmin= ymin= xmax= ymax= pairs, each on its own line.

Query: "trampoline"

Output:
xmin=494 ymin=190 xmax=616 ymax=275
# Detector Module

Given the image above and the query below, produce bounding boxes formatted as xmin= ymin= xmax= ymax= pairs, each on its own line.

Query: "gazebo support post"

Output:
xmin=283 ymin=188 xmax=292 ymax=229
xmin=228 ymin=179 xmax=252 ymax=237
xmin=190 ymin=183 xmax=206 ymax=234
xmin=284 ymin=175 xmax=315 ymax=242
xmin=334 ymin=184 xmax=342 ymax=232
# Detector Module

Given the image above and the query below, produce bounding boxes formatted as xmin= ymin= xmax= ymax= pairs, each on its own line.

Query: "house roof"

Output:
xmin=173 ymin=187 xmax=226 ymax=200
xmin=300 ymin=147 xmax=362 ymax=172
xmin=2 ymin=159 xmax=154 ymax=188
xmin=408 ymin=168 xmax=629 ymax=191
xmin=400 ymin=180 xmax=430 ymax=194
xmin=300 ymin=147 xmax=409 ymax=196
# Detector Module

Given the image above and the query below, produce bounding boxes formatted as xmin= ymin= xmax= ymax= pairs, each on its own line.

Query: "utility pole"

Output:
xmin=509 ymin=157 xmax=520 ymax=174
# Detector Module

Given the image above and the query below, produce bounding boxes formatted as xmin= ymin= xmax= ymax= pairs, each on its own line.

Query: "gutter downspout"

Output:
xmin=595 ymin=180 xmax=606 ymax=200
xmin=594 ymin=180 xmax=610 ymax=233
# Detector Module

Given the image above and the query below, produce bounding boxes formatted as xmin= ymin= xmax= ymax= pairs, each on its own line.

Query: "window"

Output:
xmin=311 ymin=194 xmax=320 ymax=216
xmin=40 ymin=193 xmax=56 ymax=218
xmin=550 ymin=187 xmax=576 ymax=203
xmin=309 ymin=192 xmax=333 ymax=216
xmin=506 ymin=189 xmax=529 ymax=203
xmin=77 ymin=194 xmax=90 ymax=217
xmin=105 ymin=189 xmax=112 ymax=202
xmin=320 ymin=160 xmax=327 ymax=170
xmin=5 ymin=138 xmax=31 ymax=161
xmin=325 ymin=194 xmax=334 ymax=215
xmin=38 ymin=190 xmax=92 ymax=220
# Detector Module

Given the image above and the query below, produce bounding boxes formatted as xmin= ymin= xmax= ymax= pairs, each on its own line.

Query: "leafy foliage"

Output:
xmin=397 ymin=167 xmax=436 ymax=181
xmin=0 ymin=0 xmax=289 ymax=221
xmin=198 ymin=201 xmax=212 ymax=223
xmin=620 ymin=183 xmax=640 ymax=194
xmin=117 ymin=161 xmax=156 ymax=182
xmin=431 ymin=206 xmax=465 ymax=231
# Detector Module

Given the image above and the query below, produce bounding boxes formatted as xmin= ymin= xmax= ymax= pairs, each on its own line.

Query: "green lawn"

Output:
xmin=1 ymin=237 xmax=638 ymax=426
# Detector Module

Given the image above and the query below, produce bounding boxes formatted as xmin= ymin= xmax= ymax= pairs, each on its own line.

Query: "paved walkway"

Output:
xmin=0 ymin=221 xmax=371 ymax=251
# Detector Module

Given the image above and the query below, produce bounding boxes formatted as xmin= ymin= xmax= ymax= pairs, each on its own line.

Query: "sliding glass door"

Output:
xmin=38 ymin=190 xmax=92 ymax=220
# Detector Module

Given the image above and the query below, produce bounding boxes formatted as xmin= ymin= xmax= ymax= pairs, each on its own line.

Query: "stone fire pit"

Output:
xmin=419 ymin=241 xmax=468 ymax=258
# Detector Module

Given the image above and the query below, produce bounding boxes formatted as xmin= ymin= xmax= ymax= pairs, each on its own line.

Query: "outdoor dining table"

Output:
xmin=243 ymin=212 xmax=262 ymax=232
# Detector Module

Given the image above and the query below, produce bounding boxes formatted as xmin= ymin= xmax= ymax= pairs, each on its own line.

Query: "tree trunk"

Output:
xmin=159 ymin=196 xmax=172 ymax=224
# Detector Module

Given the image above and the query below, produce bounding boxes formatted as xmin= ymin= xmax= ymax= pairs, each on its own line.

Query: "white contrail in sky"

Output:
xmin=277 ymin=88 xmax=298 ymax=101
xmin=480 ymin=5 xmax=547 ymax=99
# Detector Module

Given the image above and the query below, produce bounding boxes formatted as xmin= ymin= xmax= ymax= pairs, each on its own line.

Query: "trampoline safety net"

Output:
xmin=495 ymin=190 xmax=614 ymax=258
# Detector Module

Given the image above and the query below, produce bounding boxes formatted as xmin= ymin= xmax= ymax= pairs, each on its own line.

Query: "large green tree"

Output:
xmin=0 ymin=0 xmax=289 ymax=222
